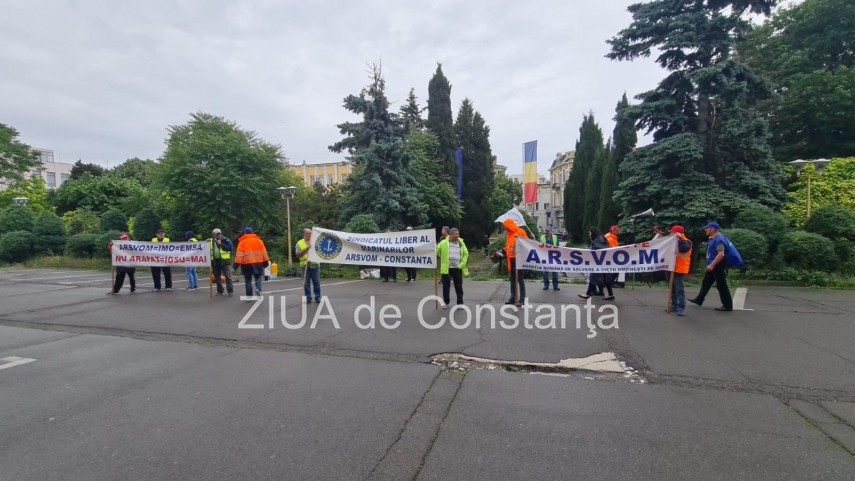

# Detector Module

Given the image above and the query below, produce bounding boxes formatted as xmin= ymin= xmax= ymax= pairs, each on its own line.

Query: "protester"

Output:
xmin=669 ymin=225 xmax=693 ymax=316
xmin=579 ymin=227 xmax=614 ymax=300
xmin=404 ymin=226 xmax=417 ymax=283
xmin=151 ymin=228 xmax=172 ymax=292
xmin=604 ymin=225 xmax=620 ymax=247
xmin=689 ymin=222 xmax=733 ymax=311
xmin=437 ymin=227 xmax=469 ymax=308
xmin=211 ymin=228 xmax=234 ymax=297
xmin=108 ymin=233 xmax=135 ymax=295
xmin=540 ymin=226 xmax=560 ymax=291
xmin=498 ymin=218 xmax=528 ymax=305
xmin=295 ymin=228 xmax=321 ymax=303
xmin=184 ymin=230 xmax=199 ymax=290
xmin=234 ymin=226 xmax=269 ymax=298
xmin=381 ymin=228 xmax=397 ymax=282
xmin=441 ymin=226 xmax=450 ymax=241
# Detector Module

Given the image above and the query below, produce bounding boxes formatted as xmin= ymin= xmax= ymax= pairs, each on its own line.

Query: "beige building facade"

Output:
xmin=290 ymin=160 xmax=352 ymax=188
xmin=0 ymin=148 xmax=73 ymax=191
xmin=548 ymin=150 xmax=575 ymax=229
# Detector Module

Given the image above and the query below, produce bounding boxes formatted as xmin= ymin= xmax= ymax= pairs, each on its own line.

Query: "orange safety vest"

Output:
xmin=674 ymin=233 xmax=693 ymax=274
xmin=234 ymin=233 xmax=269 ymax=265
xmin=604 ymin=232 xmax=619 ymax=248
xmin=502 ymin=219 xmax=529 ymax=270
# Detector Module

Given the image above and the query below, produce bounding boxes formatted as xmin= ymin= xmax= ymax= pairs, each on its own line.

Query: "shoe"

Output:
xmin=505 ymin=300 xmax=516 ymax=305
xmin=153 ymin=288 xmax=161 ymax=292
xmin=255 ymin=289 xmax=261 ymax=296
xmin=677 ymin=311 xmax=685 ymax=317
xmin=130 ymin=290 xmax=135 ymax=294
xmin=306 ymin=298 xmax=313 ymax=303
xmin=442 ymin=304 xmax=449 ymax=309
xmin=106 ymin=291 xmax=114 ymax=296
xmin=392 ymin=279 xmax=397 ymax=282
xmin=165 ymin=288 xmax=172 ymax=292
xmin=578 ymin=294 xmax=590 ymax=299
xmin=227 ymin=292 xmax=233 ymax=297
xmin=603 ymin=296 xmax=615 ymax=301
xmin=688 ymin=298 xmax=701 ymax=306
xmin=543 ymin=286 xmax=549 ymax=290
xmin=216 ymin=292 xmax=224 ymax=297
xmin=405 ymin=279 xmax=411 ymax=283
xmin=715 ymin=306 xmax=733 ymax=312
xmin=315 ymin=298 xmax=321 ymax=303
xmin=553 ymin=287 xmax=560 ymax=291
xmin=382 ymin=279 xmax=388 ymax=283
xmin=184 ymin=287 xmax=192 ymax=290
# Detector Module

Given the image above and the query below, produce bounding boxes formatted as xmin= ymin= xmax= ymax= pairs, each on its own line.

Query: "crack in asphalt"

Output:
xmin=786 ymin=400 xmax=855 ymax=457
xmin=794 ymin=335 xmax=855 ymax=366
xmin=647 ymin=372 xmax=855 ymax=403
xmin=412 ymin=371 xmax=465 ymax=481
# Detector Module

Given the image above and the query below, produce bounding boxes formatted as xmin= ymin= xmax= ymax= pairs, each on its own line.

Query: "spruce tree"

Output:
xmin=598 ymin=93 xmax=637 ymax=228
xmin=400 ymin=88 xmax=425 ymax=135
xmin=564 ymin=113 xmax=604 ymax=243
xmin=426 ymin=64 xmax=457 ymax=183
xmin=454 ymin=99 xmax=495 ymax=246
xmin=607 ymin=0 xmax=786 ymax=239
xmin=330 ymin=65 xmax=428 ymax=230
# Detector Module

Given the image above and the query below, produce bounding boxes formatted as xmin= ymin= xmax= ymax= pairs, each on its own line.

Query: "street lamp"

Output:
xmin=790 ymin=159 xmax=830 ymax=219
xmin=277 ymin=186 xmax=298 ymax=265
xmin=12 ymin=197 xmax=29 ymax=206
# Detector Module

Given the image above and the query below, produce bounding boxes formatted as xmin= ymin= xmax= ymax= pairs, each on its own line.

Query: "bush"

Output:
xmin=32 ymin=211 xmax=67 ymax=255
xmin=804 ymin=205 xmax=855 ymax=241
xmin=723 ymin=228 xmax=768 ymax=269
xmin=65 ymin=233 xmax=100 ymax=258
xmin=0 ymin=205 xmax=36 ymax=236
xmin=100 ymin=209 xmax=128 ymax=232
xmin=62 ymin=208 xmax=100 ymax=235
xmin=779 ymin=231 xmax=837 ymax=272
xmin=0 ymin=230 xmax=37 ymax=263
xmin=733 ymin=204 xmax=791 ymax=254
xmin=133 ymin=208 xmax=161 ymax=241
xmin=344 ymin=214 xmax=379 ymax=234
xmin=97 ymin=230 xmax=122 ymax=258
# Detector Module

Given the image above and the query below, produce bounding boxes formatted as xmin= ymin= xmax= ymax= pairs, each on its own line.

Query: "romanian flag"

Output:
xmin=523 ymin=141 xmax=537 ymax=204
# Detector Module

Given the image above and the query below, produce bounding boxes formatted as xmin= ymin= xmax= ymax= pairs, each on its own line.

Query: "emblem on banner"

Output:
xmin=315 ymin=232 xmax=343 ymax=260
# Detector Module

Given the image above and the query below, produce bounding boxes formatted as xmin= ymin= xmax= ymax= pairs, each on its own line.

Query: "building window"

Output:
xmin=46 ymin=172 xmax=56 ymax=188
xmin=544 ymin=203 xmax=550 ymax=210
xmin=60 ymin=173 xmax=69 ymax=185
xmin=310 ymin=175 xmax=316 ymax=185
xmin=40 ymin=151 xmax=54 ymax=163
xmin=341 ymin=174 xmax=347 ymax=183
xmin=328 ymin=175 xmax=333 ymax=186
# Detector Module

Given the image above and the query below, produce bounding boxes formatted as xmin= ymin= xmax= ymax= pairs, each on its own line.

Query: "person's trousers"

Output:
xmin=442 ymin=268 xmax=464 ymax=305
xmin=212 ymin=261 xmax=233 ymax=294
xmin=186 ymin=267 xmax=198 ymax=288
xmin=695 ymin=263 xmax=732 ymax=309
xmin=244 ymin=272 xmax=262 ymax=297
xmin=508 ymin=258 xmax=526 ymax=302
xmin=113 ymin=267 xmax=136 ymax=293
xmin=303 ymin=265 xmax=321 ymax=301
xmin=405 ymin=268 xmax=417 ymax=281
xmin=542 ymin=271 xmax=559 ymax=288
xmin=670 ymin=272 xmax=685 ymax=313
xmin=151 ymin=266 xmax=172 ymax=290
xmin=382 ymin=266 xmax=397 ymax=281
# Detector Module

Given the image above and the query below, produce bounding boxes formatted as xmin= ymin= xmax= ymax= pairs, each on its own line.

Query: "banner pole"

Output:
xmin=109 ymin=266 xmax=115 ymax=295
xmin=434 ymin=267 xmax=438 ymax=310
xmin=209 ymin=268 xmax=213 ymax=299
xmin=514 ymin=265 xmax=520 ymax=307
xmin=666 ymin=250 xmax=677 ymax=313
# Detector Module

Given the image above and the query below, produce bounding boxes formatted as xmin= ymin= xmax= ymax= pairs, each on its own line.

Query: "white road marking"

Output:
xmin=14 ymin=273 xmax=109 ymax=281
xmin=262 ymin=279 xmax=363 ymax=294
xmin=0 ymin=356 xmax=37 ymax=370
xmin=733 ymin=287 xmax=752 ymax=311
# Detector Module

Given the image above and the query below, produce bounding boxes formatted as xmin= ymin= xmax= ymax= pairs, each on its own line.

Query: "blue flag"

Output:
xmin=456 ymin=147 xmax=464 ymax=201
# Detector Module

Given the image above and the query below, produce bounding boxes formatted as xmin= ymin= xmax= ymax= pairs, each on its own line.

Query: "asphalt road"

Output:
xmin=0 ymin=267 xmax=853 ymax=480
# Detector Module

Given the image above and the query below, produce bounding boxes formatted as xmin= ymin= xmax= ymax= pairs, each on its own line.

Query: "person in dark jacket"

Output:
xmin=579 ymin=227 xmax=614 ymax=300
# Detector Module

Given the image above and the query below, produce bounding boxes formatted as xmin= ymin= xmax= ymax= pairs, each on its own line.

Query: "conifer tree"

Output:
xmin=400 ymin=88 xmax=425 ymax=135
xmin=564 ymin=113 xmax=604 ymax=243
xmin=598 ymin=93 xmax=637 ymax=228
xmin=454 ymin=99 xmax=494 ymax=245
xmin=426 ymin=64 xmax=456 ymax=183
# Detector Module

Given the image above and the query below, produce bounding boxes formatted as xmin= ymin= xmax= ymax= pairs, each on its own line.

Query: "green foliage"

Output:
xmin=0 ymin=123 xmax=40 ymax=184
xmin=598 ymin=94 xmax=637 ymax=228
xmin=455 ymin=98 xmax=495 ymax=246
xmin=723 ymin=228 xmax=768 ymax=268
xmin=0 ymin=177 xmax=49 ymax=212
xmin=738 ymin=0 xmax=855 ymax=159
xmin=733 ymin=204 xmax=791 ymax=253
xmin=0 ymin=205 xmax=36 ymax=236
xmin=69 ymin=160 xmax=105 ymax=180
xmin=53 ymin=174 xmax=145 ymax=215
xmin=344 ymin=214 xmax=379 ymax=234
xmin=0 ymin=231 xmax=36 ymax=263
xmin=425 ymin=63 xmax=457 ymax=183
xmin=96 ymin=230 xmax=122 ymax=258
xmin=109 ymin=158 xmax=157 ymax=186
xmin=291 ymin=183 xmax=343 ymax=231
xmin=405 ymin=130 xmax=462 ymax=227
xmin=782 ymin=158 xmax=855 ymax=227
xmin=488 ymin=171 xmax=522 ymax=222
xmin=33 ymin=211 xmax=66 ymax=255
xmin=564 ymin=113 xmax=604 ymax=242
xmin=803 ymin=204 xmax=855 ymax=241
xmin=157 ymin=112 xmax=285 ymax=236
xmin=62 ymin=208 xmax=100 ymax=235
xmin=521 ymin=212 xmax=540 ymax=241
xmin=132 ymin=208 xmax=161 ymax=241
xmin=65 ymin=233 xmax=99 ymax=258
xmin=99 ymin=209 xmax=128 ymax=233
xmin=400 ymin=88 xmax=425 ymax=134
xmin=330 ymin=65 xmax=428 ymax=230
xmin=780 ymin=231 xmax=836 ymax=271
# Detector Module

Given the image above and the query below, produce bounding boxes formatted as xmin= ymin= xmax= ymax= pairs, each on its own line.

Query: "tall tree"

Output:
xmin=489 ymin=171 xmax=523 ymax=222
xmin=426 ymin=64 xmax=457 ymax=183
xmin=738 ymin=0 xmax=855 ymax=160
xmin=607 ymin=0 xmax=786 ymax=240
xmin=110 ymin=158 xmax=157 ymax=186
xmin=0 ymin=123 xmax=39 ymax=185
xmin=404 ymin=130 xmax=462 ymax=227
xmin=330 ymin=65 xmax=427 ymax=229
xmin=69 ymin=160 xmax=105 ymax=179
xmin=157 ymin=112 xmax=285 ymax=236
xmin=598 ymin=94 xmax=637 ymax=228
xmin=400 ymin=88 xmax=425 ymax=135
xmin=564 ymin=113 xmax=604 ymax=243
xmin=454 ymin=99 xmax=495 ymax=245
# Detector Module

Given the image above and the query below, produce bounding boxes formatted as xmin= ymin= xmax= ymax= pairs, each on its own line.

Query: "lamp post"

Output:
xmin=277 ymin=186 xmax=298 ymax=265
xmin=790 ymin=159 xmax=830 ymax=219
xmin=12 ymin=197 xmax=29 ymax=207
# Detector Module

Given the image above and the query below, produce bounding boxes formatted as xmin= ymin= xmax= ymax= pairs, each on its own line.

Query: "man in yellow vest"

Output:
xmin=539 ymin=226 xmax=560 ymax=291
xmin=295 ymin=228 xmax=321 ymax=303
xmin=210 ymin=228 xmax=234 ymax=297
xmin=184 ymin=231 xmax=199 ymax=290
xmin=669 ymin=225 xmax=693 ymax=316
xmin=436 ymin=227 xmax=469 ymax=308
xmin=151 ymin=228 xmax=172 ymax=291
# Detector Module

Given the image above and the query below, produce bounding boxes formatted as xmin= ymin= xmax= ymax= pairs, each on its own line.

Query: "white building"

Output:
xmin=0 ymin=148 xmax=73 ymax=191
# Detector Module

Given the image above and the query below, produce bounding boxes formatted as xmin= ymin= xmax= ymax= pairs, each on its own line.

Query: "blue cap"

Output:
xmin=703 ymin=222 xmax=721 ymax=230
xmin=244 ymin=226 xmax=254 ymax=234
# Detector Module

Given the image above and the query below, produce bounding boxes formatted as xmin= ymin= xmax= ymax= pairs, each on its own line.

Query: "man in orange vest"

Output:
xmin=501 ymin=218 xmax=529 ymax=305
xmin=234 ymin=226 xmax=269 ymax=299
xmin=669 ymin=225 xmax=693 ymax=316
xmin=604 ymin=225 xmax=620 ymax=247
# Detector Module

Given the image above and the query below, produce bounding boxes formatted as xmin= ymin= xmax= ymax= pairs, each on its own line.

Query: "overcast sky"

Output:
xmin=1 ymin=1 xmax=669 ymax=176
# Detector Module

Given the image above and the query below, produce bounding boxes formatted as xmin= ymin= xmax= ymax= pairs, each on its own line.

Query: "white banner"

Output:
xmin=308 ymin=227 xmax=437 ymax=269
xmin=111 ymin=240 xmax=211 ymax=267
xmin=515 ymin=235 xmax=677 ymax=273
xmin=495 ymin=207 xmax=527 ymax=226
